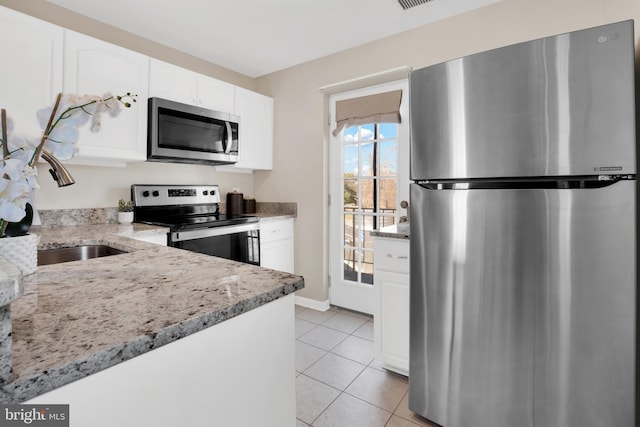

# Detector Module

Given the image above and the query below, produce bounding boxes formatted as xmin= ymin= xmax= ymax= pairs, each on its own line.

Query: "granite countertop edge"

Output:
xmin=1 ymin=278 xmax=303 ymax=404
xmin=255 ymin=213 xmax=296 ymax=221
xmin=370 ymin=224 xmax=410 ymax=240
xmin=0 ymin=223 xmax=304 ymax=404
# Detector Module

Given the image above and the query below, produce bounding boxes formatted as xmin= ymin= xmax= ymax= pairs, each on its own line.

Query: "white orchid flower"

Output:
xmin=22 ymin=165 xmax=39 ymax=191
xmin=0 ymin=178 xmax=27 ymax=222
xmin=102 ymin=92 xmax=122 ymax=118
xmin=43 ymin=138 xmax=76 ymax=160
xmin=0 ymin=91 xmax=135 ymax=230
xmin=3 ymin=158 xmax=27 ymax=181
xmin=0 ymin=200 xmax=25 ymax=223
xmin=46 ymin=121 xmax=80 ymax=145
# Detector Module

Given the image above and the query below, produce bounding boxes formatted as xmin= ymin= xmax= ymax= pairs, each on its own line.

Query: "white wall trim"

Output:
xmin=318 ymin=66 xmax=412 ymax=95
xmin=295 ymin=295 xmax=331 ymax=312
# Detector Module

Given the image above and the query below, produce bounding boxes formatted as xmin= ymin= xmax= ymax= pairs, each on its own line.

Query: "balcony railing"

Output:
xmin=343 ymin=207 xmax=397 ymax=285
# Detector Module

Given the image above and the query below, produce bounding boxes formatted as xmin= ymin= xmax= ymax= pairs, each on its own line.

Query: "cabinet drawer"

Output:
xmin=374 ymin=238 xmax=409 ymax=274
xmin=260 ymin=219 xmax=294 ymax=243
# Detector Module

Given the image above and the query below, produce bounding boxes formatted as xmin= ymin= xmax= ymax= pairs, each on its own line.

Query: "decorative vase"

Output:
xmin=0 ymin=233 xmax=39 ymax=275
xmin=118 ymin=211 xmax=134 ymax=224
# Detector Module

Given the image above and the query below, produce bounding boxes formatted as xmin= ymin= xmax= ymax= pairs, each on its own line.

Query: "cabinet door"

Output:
xmin=0 ymin=6 xmax=63 ymax=137
xmin=261 ymin=239 xmax=294 ymax=273
xmin=219 ymin=87 xmax=273 ymax=172
xmin=235 ymin=87 xmax=273 ymax=170
xmin=260 ymin=219 xmax=294 ymax=273
xmin=196 ymin=74 xmax=235 ymax=113
xmin=149 ymin=58 xmax=234 ymax=113
xmin=64 ymin=30 xmax=149 ymax=165
xmin=148 ymin=58 xmax=197 ymax=105
xmin=378 ymin=270 xmax=409 ymax=375
xmin=374 ymin=237 xmax=410 ymax=375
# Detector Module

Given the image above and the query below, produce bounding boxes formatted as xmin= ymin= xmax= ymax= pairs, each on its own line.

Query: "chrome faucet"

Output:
xmin=41 ymin=149 xmax=75 ymax=187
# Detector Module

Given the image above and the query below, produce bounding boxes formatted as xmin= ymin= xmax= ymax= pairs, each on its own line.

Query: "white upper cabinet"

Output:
xmin=150 ymin=58 xmax=274 ymax=172
xmin=0 ymin=5 xmax=274 ymax=170
xmin=196 ymin=74 xmax=235 ymax=113
xmin=148 ymin=58 xmax=235 ymax=113
xmin=0 ymin=6 xmax=63 ymax=137
xmin=232 ymin=87 xmax=274 ymax=171
xmin=63 ymin=30 xmax=149 ymax=166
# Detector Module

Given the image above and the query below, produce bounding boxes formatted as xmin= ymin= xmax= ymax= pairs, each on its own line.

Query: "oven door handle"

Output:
xmin=172 ymin=222 xmax=259 ymax=242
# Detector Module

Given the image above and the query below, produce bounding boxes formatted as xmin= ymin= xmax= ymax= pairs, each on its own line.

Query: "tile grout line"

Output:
xmin=297 ymin=306 xmax=416 ymax=427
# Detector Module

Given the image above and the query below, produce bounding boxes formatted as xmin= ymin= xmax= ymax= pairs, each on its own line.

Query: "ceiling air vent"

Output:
xmin=397 ymin=0 xmax=434 ymax=10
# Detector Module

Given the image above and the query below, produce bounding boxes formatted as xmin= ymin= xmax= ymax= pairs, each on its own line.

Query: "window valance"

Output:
xmin=332 ymin=89 xmax=402 ymax=136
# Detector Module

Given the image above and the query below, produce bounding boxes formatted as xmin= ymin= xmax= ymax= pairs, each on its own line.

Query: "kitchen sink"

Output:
xmin=38 ymin=244 xmax=128 ymax=266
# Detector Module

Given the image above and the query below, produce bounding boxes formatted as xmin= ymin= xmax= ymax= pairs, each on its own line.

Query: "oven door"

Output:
xmin=170 ymin=223 xmax=260 ymax=265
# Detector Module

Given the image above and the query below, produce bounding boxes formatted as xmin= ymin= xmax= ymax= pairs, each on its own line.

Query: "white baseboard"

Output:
xmin=295 ymin=295 xmax=331 ymax=312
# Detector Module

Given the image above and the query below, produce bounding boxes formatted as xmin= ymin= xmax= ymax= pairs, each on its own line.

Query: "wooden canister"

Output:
xmin=244 ymin=197 xmax=256 ymax=214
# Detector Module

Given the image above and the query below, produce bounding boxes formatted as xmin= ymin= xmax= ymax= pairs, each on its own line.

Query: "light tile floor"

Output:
xmin=295 ymin=305 xmax=438 ymax=427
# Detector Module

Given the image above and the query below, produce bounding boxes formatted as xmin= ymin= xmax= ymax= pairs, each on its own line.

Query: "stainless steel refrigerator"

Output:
xmin=408 ymin=21 xmax=636 ymax=427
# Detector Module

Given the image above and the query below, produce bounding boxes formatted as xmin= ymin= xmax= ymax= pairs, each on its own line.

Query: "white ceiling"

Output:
xmin=46 ymin=0 xmax=500 ymax=78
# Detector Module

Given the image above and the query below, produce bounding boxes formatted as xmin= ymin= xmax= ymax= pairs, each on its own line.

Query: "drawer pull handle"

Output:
xmin=386 ymin=254 xmax=408 ymax=260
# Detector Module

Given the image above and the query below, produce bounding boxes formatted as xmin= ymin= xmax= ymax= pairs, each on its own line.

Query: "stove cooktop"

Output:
xmin=136 ymin=214 xmax=258 ymax=231
xmin=132 ymin=184 xmax=258 ymax=231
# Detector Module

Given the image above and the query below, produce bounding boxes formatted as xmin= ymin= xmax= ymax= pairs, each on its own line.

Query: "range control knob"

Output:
xmin=203 ymin=190 xmax=209 ymax=196
xmin=152 ymin=190 xmax=160 ymax=197
xmin=142 ymin=190 xmax=150 ymax=197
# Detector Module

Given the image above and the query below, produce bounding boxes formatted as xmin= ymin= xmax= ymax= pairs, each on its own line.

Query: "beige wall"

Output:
xmin=254 ymin=0 xmax=640 ymax=302
xmin=1 ymin=0 xmax=638 ymax=304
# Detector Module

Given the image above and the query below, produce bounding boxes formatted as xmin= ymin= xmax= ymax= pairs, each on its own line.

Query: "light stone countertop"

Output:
xmin=370 ymin=223 xmax=410 ymax=240
xmin=0 ymin=223 xmax=304 ymax=403
xmin=255 ymin=213 xmax=296 ymax=221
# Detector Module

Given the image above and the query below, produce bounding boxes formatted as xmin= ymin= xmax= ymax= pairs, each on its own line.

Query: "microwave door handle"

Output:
xmin=224 ymin=121 xmax=233 ymax=154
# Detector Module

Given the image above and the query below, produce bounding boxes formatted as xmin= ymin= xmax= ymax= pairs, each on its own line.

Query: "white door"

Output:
xmin=329 ymin=80 xmax=409 ymax=314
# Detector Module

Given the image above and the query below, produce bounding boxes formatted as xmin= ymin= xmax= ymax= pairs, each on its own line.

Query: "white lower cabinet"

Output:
xmin=27 ymin=294 xmax=296 ymax=427
xmin=374 ymin=236 xmax=409 ymax=375
xmin=260 ymin=218 xmax=294 ymax=273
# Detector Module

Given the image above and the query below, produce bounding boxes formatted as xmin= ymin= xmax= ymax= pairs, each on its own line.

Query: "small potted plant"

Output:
xmin=118 ymin=199 xmax=134 ymax=224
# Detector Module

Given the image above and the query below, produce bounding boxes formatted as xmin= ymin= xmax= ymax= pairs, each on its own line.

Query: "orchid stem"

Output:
xmin=30 ymin=93 xmax=62 ymax=167
xmin=1 ymin=109 xmax=8 ymax=159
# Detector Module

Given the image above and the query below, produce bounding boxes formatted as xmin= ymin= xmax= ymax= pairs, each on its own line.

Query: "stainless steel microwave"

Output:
xmin=147 ymin=97 xmax=239 ymax=165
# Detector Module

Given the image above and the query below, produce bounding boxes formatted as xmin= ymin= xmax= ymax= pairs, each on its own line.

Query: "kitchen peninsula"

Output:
xmin=0 ymin=222 xmax=303 ymax=426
